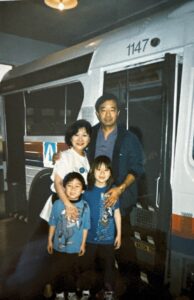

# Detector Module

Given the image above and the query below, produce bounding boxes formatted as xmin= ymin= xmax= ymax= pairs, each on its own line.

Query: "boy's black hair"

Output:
xmin=95 ymin=93 xmax=120 ymax=112
xmin=87 ymin=155 xmax=114 ymax=190
xmin=65 ymin=119 xmax=92 ymax=146
xmin=63 ymin=172 xmax=86 ymax=191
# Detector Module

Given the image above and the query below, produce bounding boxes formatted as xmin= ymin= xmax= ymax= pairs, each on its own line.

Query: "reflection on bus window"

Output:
xmin=25 ymin=82 xmax=83 ymax=136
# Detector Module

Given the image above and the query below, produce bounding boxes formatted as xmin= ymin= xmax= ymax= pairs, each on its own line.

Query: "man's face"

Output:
xmin=96 ymin=99 xmax=119 ymax=128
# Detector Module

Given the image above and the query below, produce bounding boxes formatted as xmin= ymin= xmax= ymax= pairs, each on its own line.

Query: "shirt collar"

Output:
xmin=99 ymin=125 xmax=118 ymax=137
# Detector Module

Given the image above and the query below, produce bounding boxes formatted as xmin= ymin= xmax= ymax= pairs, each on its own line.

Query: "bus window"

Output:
xmin=25 ymin=82 xmax=83 ymax=136
xmin=103 ymin=70 xmax=127 ymax=125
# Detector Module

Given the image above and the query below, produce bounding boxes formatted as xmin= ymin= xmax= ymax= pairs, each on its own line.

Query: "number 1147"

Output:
xmin=127 ymin=39 xmax=149 ymax=56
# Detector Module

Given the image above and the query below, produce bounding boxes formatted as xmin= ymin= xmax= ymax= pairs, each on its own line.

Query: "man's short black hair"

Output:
xmin=65 ymin=119 xmax=92 ymax=146
xmin=95 ymin=93 xmax=119 ymax=112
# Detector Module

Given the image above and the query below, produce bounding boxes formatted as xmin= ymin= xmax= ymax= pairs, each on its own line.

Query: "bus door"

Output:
xmin=104 ymin=54 xmax=181 ymax=284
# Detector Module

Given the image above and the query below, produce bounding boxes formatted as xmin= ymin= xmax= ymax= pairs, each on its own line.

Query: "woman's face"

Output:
xmin=71 ymin=127 xmax=90 ymax=155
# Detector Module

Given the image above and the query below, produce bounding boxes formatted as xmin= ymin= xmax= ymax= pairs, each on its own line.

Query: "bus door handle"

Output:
xmin=155 ymin=175 xmax=161 ymax=208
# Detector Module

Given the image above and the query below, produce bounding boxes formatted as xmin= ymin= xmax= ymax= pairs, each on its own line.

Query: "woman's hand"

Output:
xmin=65 ymin=203 xmax=79 ymax=221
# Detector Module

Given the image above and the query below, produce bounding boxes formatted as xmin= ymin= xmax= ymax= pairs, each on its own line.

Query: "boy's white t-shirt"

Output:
xmin=50 ymin=147 xmax=90 ymax=192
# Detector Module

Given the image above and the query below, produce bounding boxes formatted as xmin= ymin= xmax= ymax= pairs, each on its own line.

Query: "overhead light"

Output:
xmin=44 ymin=0 xmax=78 ymax=11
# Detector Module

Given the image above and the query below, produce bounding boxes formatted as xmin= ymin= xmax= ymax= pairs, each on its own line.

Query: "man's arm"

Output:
xmin=106 ymin=130 xmax=144 ymax=207
xmin=105 ymin=173 xmax=135 ymax=207
xmin=54 ymin=173 xmax=78 ymax=219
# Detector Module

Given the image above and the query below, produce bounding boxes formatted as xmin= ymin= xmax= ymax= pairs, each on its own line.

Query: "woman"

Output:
xmin=40 ymin=119 xmax=92 ymax=222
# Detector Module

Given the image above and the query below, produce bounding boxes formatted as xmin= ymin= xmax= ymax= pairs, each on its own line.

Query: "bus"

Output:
xmin=0 ymin=1 xmax=194 ymax=297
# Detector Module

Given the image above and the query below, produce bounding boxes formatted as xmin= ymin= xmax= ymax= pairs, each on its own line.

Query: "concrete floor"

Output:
xmin=0 ymin=214 xmax=191 ymax=300
xmin=0 ymin=218 xmax=171 ymax=300
xmin=0 ymin=216 xmax=50 ymax=300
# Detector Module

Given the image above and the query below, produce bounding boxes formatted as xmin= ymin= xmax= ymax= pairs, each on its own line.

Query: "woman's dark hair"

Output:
xmin=95 ymin=93 xmax=120 ymax=112
xmin=65 ymin=119 xmax=92 ymax=146
xmin=63 ymin=172 xmax=86 ymax=191
xmin=87 ymin=155 xmax=114 ymax=190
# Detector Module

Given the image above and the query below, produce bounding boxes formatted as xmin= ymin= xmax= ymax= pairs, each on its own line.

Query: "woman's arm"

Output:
xmin=114 ymin=208 xmax=121 ymax=249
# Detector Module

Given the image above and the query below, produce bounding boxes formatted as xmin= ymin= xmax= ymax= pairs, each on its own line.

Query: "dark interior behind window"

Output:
xmin=25 ymin=82 xmax=83 ymax=136
xmin=104 ymin=63 xmax=163 ymax=207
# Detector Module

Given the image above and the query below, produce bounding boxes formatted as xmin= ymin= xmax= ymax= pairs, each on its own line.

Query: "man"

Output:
xmin=87 ymin=93 xmax=144 ymax=228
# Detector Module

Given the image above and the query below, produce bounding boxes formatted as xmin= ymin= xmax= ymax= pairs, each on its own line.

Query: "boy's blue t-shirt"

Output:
xmin=83 ymin=186 xmax=119 ymax=245
xmin=49 ymin=198 xmax=90 ymax=253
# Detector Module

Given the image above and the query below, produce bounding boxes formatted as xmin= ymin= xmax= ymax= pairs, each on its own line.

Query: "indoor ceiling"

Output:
xmin=0 ymin=0 xmax=189 ymax=47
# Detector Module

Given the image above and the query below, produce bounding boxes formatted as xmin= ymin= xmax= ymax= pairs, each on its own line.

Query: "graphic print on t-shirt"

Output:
xmin=57 ymin=204 xmax=86 ymax=250
xmin=96 ymin=193 xmax=114 ymax=241
xmin=57 ymin=209 xmax=75 ymax=249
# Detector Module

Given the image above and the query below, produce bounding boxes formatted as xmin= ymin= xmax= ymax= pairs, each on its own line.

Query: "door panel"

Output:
xmin=104 ymin=54 xmax=179 ymax=281
xmin=127 ymin=62 xmax=163 ymax=209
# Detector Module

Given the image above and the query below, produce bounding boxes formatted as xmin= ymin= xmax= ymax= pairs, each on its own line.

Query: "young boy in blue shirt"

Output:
xmin=47 ymin=172 xmax=90 ymax=300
